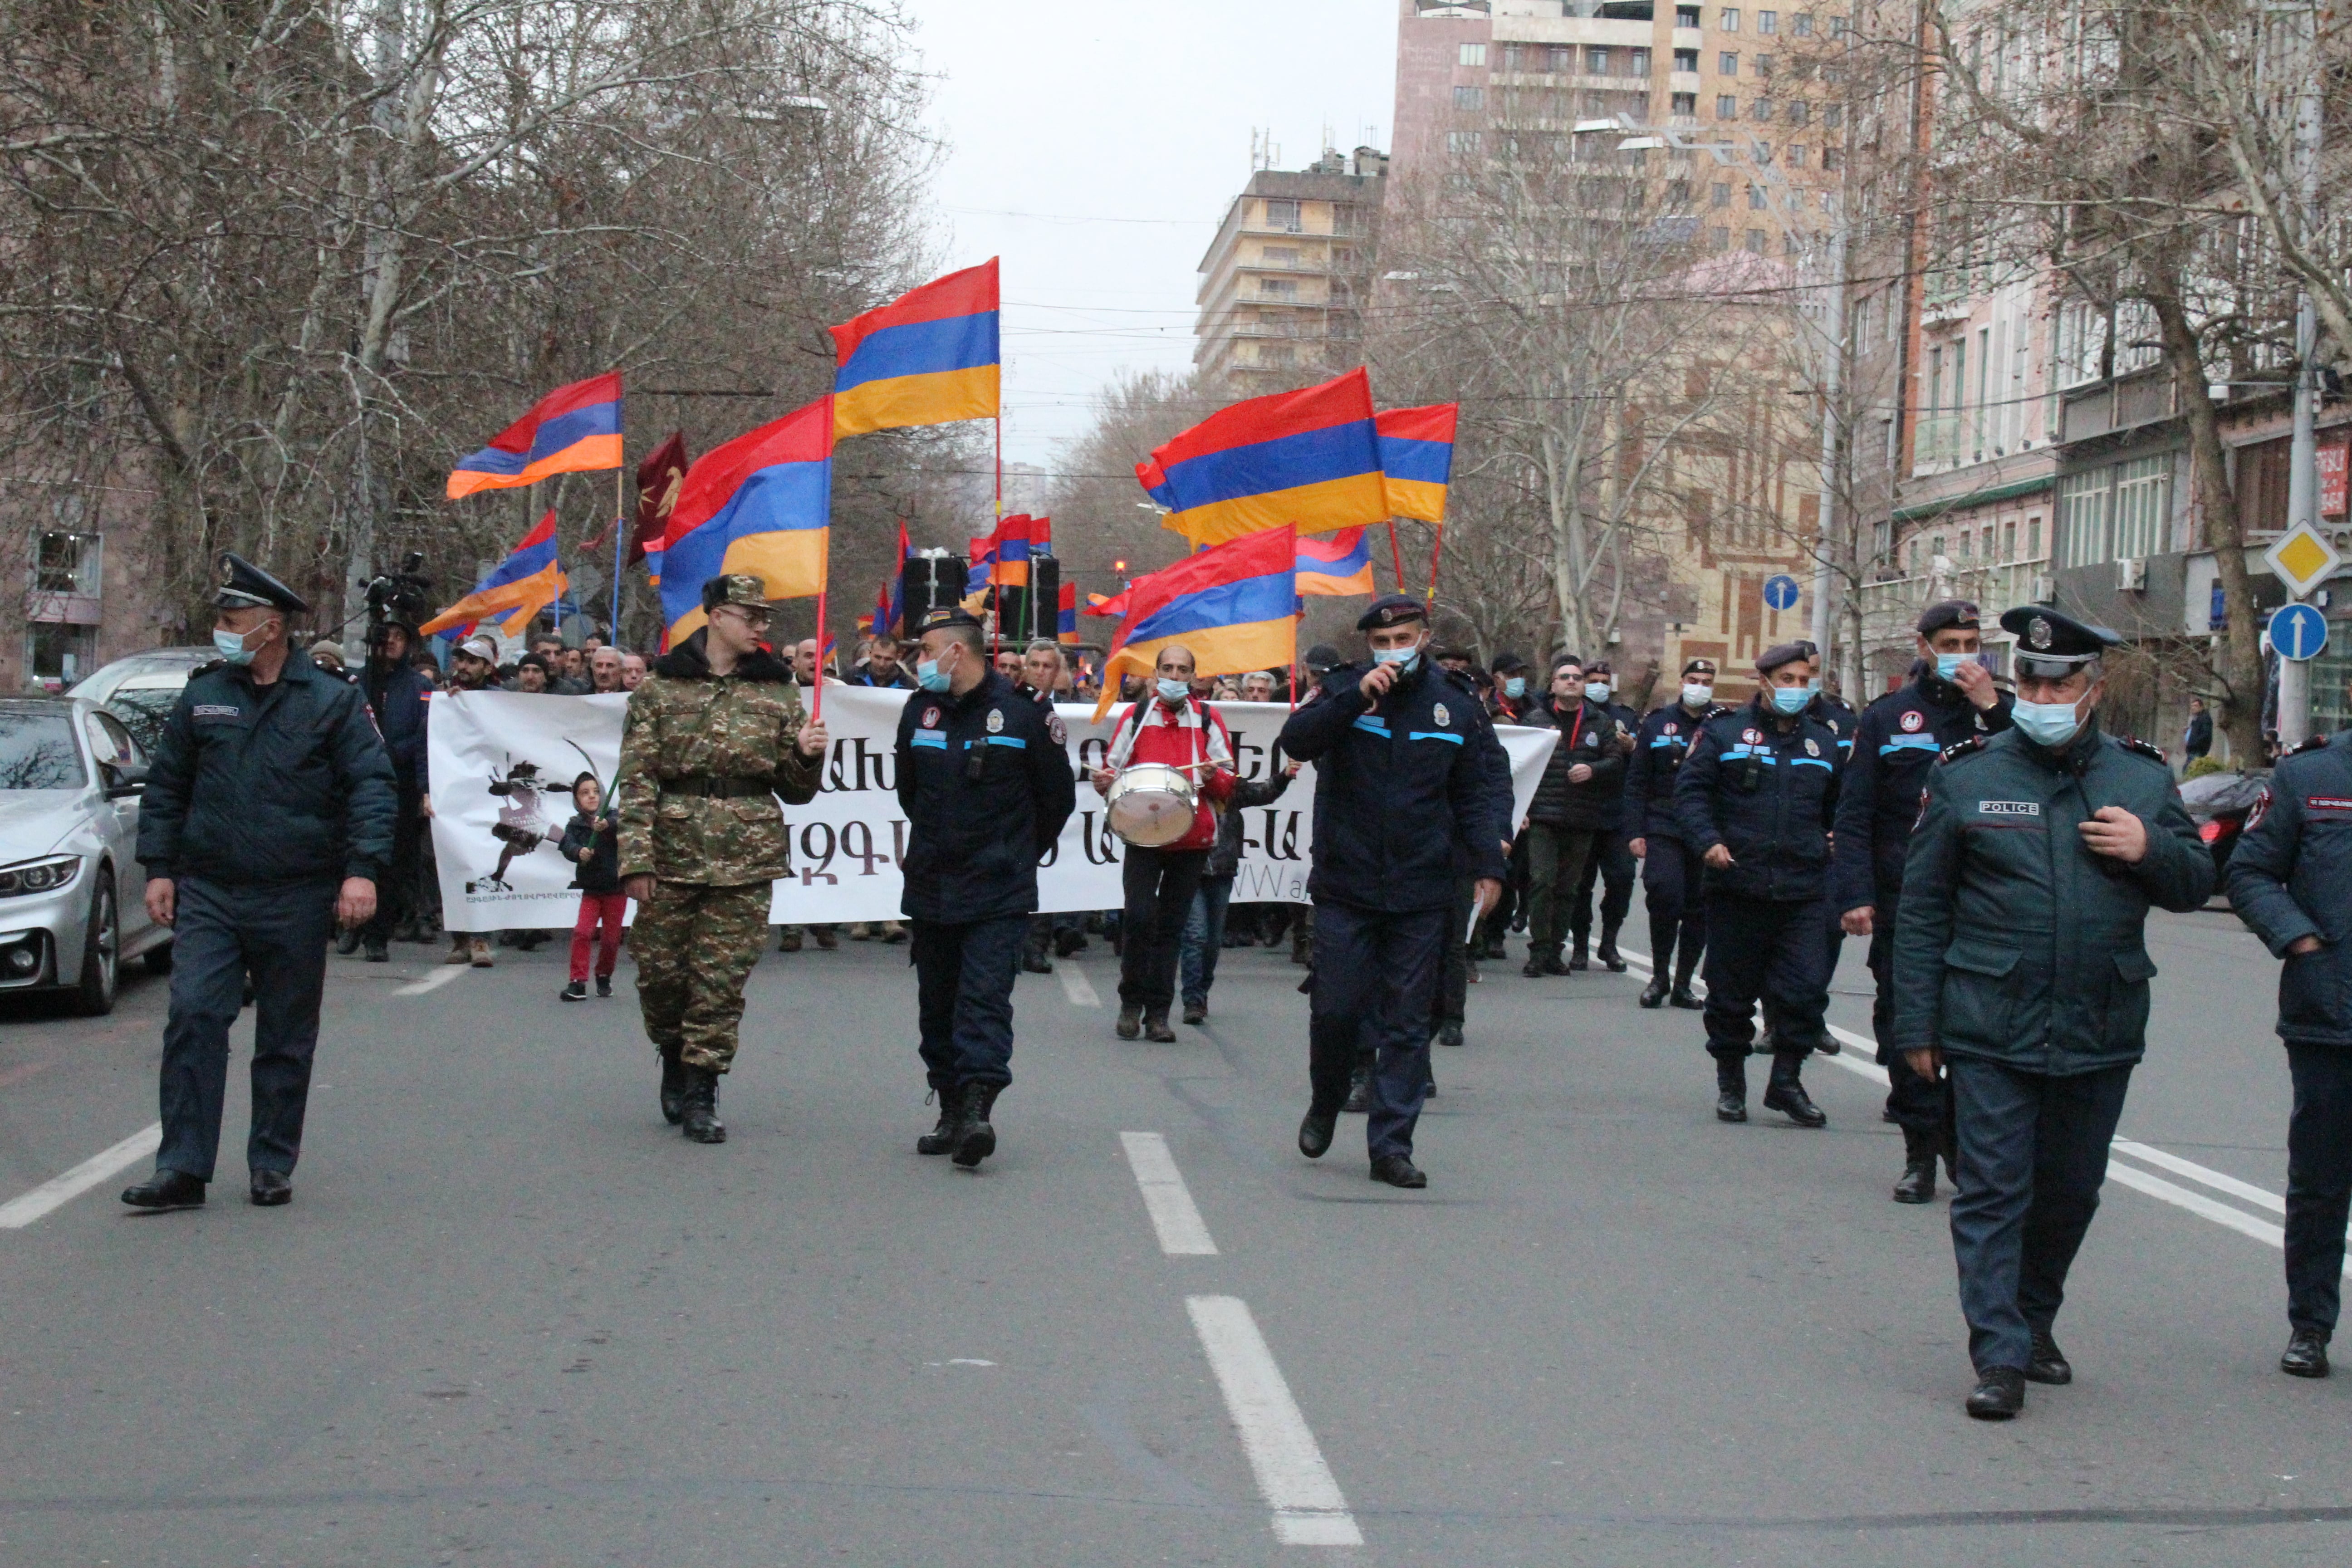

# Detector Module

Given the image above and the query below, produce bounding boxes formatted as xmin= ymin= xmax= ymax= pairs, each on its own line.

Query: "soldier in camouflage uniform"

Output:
xmin=617 ymin=575 xmax=827 ymax=1143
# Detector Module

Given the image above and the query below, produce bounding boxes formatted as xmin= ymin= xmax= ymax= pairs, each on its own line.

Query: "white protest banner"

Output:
xmin=428 ymin=689 xmax=1557 ymax=931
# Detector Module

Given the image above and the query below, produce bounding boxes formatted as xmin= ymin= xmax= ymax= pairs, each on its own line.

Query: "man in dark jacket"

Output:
xmin=1834 ymin=599 xmax=2012 ymax=1203
xmin=1567 ymin=658 xmax=1639 ymax=972
xmin=121 ymin=555 xmax=398 ymax=1213
xmin=1517 ymin=657 xmax=1626 ymax=975
xmin=1672 ymin=642 xmax=1842 ymax=1126
xmin=1282 ymin=595 xmax=1507 ymax=1188
xmin=1894 ymin=606 xmax=2211 ymax=1419
xmin=354 ymin=619 xmax=432 ymax=961
xmin=1625 ymin=658 xmax=1724 ymax=1007
xmin=2223 ymin=729 xmax=2352 ymax=1379
xmin=896 ymin=609 xmax=1076 ymax=1167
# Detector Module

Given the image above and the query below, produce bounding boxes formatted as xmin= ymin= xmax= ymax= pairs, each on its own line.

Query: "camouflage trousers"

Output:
xmin=631 ymin=880 xmax=772 ymax=1072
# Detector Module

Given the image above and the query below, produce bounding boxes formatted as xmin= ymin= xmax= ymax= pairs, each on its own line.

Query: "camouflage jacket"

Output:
xmin=616 ymin=633 xmax=821 ymax=885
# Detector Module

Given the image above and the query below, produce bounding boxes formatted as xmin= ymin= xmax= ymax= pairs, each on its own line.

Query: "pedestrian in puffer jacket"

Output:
xmin=1515 ymin=657 xmax=1625 ymax=974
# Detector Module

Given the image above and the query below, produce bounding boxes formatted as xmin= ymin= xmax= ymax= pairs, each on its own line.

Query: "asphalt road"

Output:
xmin=0 ymin=906 xmax=2345 ymax=1567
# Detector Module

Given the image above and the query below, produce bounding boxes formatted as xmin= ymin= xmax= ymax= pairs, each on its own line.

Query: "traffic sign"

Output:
xmin=2270 ymin=602 xmax=2329 ymax=662
xmin=1762 ymin=573 xmax=1801 ymax=611
xmin=2263 ymin=522 xmax=2343 ymax=597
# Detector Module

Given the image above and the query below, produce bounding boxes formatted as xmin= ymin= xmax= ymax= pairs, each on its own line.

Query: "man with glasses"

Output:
xmin=615 ymin=576 xmax=828 ymax=1144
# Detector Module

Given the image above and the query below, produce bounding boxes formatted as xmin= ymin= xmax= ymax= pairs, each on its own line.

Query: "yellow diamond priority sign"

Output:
xmin=2264 ymin=522 xmax=2342 ymax=598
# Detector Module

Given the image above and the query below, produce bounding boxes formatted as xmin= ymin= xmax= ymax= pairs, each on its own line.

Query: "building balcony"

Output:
xmin=2059 ymin=368 xmax=2179 ymax=446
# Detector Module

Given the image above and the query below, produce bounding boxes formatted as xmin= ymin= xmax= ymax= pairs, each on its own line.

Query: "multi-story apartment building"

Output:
xmin=1193 ymin=151 xmax=1387 ymax=396
xmin=5 ymin=483 xmax=172 ymax=691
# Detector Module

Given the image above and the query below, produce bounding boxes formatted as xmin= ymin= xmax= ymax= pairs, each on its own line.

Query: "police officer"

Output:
xmin=1893 ymin=606 xmax=2210 ymax=1419
xmin=2225 ymin=728 xmax=2352 ymax=1379
xmin=1672 ymin=642 xmax=1842 ymax=1126
xmin=1626 ymin=659 xmax=1724 ymax=1007
xmin=354 ymin=617 xmax=432 ymax=960
xmin=1835 ymin=600 xmax=2012 ymax=1203
xmin=616 ymin=575 xmax=827 ymax=1144
xmin=1283 ymin=595 xmax=1507 ymax=1188
xmin=121 ymin=555 xmax=398 ymax=1211
xmin=896 ymin=609 xmax=1077 ymax=1168
xmin=1568 ymin=658 xmax=1639 ymax=972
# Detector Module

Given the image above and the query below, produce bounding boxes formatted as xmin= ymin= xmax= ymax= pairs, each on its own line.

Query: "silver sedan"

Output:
xmin=0 ymin=696 xmax=171 ymax=1014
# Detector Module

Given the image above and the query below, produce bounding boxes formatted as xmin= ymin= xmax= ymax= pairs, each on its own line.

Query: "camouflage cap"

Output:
xmin=700 ymin=573 xmax=772 ymax=614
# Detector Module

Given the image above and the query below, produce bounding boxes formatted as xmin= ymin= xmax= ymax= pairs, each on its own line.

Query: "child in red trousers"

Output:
xmin=558 ymin=773 xmax=624 ymax=1000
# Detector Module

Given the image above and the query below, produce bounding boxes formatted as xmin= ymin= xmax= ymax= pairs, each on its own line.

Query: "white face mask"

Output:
xmin=1681 ymin=682 xmax=1713 ymax=707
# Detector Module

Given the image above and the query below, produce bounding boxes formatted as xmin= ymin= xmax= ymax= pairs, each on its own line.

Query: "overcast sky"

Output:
xmin=910 ymin=0 xmax=1400 ymax=469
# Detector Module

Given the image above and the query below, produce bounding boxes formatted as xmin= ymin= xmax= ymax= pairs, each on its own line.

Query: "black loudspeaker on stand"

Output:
xmin=898 ymin=551 xmax=967 ymax=637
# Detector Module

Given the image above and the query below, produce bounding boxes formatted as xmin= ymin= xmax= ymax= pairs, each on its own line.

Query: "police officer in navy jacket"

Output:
xmin=1625 ymin=658 xmax=1726 ymax=1007
xmin=1282 ymin=595 xmax=1507 ymax=1189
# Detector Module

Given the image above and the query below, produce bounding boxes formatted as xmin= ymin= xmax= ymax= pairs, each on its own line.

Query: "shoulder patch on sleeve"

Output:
xmin=1046 ymin=712 xmax=1067 ymax=748
xmin=1938 ymin=734 xmax=1988 ymax=765
xmin=2295 ymin=731 xmax=2334 ymax=755
xmin=2114 ymin=735 xmax=2168 ymax=765
xmin=2245 ymin=785 xmax=2273 ymax=831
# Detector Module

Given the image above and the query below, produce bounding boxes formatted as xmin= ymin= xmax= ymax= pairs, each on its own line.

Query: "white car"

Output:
xmin=0 ymin=696 xmax=172 ymax=1013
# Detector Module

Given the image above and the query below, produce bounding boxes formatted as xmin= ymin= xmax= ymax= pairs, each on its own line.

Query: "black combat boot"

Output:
xmin=657 ymin=1043 xmax=688 ymax=1126
xmin=1342 ymin=1064 xmax=1372 ymax=1113
xmin=1115 ymin=1004 xmax=1142 ymax=1040
xmin=1714 ymin=1057 xmax=1748 ymax=1122
xmin=1521 ymin=944 xmax=1553 ymax=978
xmin=1762 ymin=1051 xmax=1827 ymax=1127
xmin=1597 ymin=923 xmax=1627 ymax=971
xmin=1567 ymin=937 xmax=1590 ymax=971
xmin=1639 ymin=973 xmax=1670 ymax=1007
xmin=1669 ymin=947 xmax=1704 ymax=1008
xmin=1892 ymin=1127 xmax=1938 ymax=1203
xmin=679 ymin=1067 xmax=725 ymax=1144
xmin=916 ymin=1089 xmax=964 ymax=1156
xmin=953 ymin=1084 xmax=999 ymax=1169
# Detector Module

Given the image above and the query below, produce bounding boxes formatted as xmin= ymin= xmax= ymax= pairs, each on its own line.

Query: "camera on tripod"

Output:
xmin=361 ymin=551 xmax=433 ymax=645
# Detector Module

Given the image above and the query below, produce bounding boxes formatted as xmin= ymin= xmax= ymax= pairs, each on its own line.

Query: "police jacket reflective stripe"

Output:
xmin=1832 ymin=672 xmax=2013 ymax=910
xmin=1278 ymin=659 xmax=1508 ymax=913
xmin=895 ymin=669 xmax=1078 ymax=923
xmin=2227 ymin=730 xmax=2352 ymax=1048
xmin=137 ymin=652 xmax=399 ymax=885
xmin=1890 ymin=720 xmax=2212 ymax=1073
xmin=1622 ymin=703 xmax=1722 ymax=842
xmin=1670 ymin=697 xmax=1842 ymax=903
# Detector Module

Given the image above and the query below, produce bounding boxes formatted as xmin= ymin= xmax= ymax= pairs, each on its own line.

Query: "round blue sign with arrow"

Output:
xmin=1762 ymin=573 xmax=1801 ymax=612
xmin=2270 ymin=602 xmax=2329 ymax=662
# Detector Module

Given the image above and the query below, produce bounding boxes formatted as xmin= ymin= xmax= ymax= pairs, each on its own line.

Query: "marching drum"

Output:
xmin=1104 ymin=763 xmax=1199 ymax=848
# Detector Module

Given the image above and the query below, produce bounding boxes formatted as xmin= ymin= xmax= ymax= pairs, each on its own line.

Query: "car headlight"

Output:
xmin=0 ymin=855 xmax=81 ymax=897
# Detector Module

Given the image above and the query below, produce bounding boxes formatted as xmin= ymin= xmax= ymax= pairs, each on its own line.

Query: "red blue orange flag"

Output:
xmin=421 ymin=510 xmax=568 ymax=636
xmin=1376 ymin=403 xmax=1458 ymax=524
xmin=1093 ymin=526 xmax=1298 ymax=720
xmin=1138 ymin=368 xmax=1386 ymax=548
xmin=1084 ymin=588 xmax=1130 ymax=618
xmin=987 ymin=514 xmax=1042 ymax=588
xmin=650 ymin=396 xmax=833 ymax=641
xmin=1058 ymin=581 xmax=1078 ymax=645
xmin=1295 ymin=526 xmax=1375 ymax=598
xmin=446 ymin=373 xmax=623 ymax=499
xmin=830 ymin=260 xmax=1000 ymax=439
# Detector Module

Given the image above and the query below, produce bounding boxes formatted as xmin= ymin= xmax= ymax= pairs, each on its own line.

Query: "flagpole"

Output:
xmin=1385 ymin=520 xmax=1405 ymax=589
xmin=1426 ymin=522 xmax=1443 ymax=603
xmin=992 ymin=410 xmax=1004 ymax=659
xmin=612 ymin=465 xmax=625 ymax=644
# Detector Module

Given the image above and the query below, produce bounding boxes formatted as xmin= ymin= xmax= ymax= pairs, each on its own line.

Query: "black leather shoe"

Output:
xmin=1144 ymin=1014 xmax=1176 ymax=1043
xmin=1181 ymin=1002 xmax=1207 ymax=1025
xmin=657 ymin=1045 xmax=688 ymax=1125
xmin=1966 ymin=1366 xmax=2026 ymax=1419
xmin=335 ymin=929 xmax=361 ymax=956
xmin=2281 ymin=1329 xmax=2331 ymax=1378
xmin=2025 ymin=1333 xmax=2072 ymax=1386
xmin=1436 ymin=1023 xmax=1464 ymax=1048
xmin=1715 ymin=1087 xmax=1748 ymax=1122
xmin=249 ymin=1169 xmax=291 ymax=1207
xmin=680 ymin=1067 xmax=725 ymax=1144
xmin=363 ymin=939 xmax=389 ymax=963
xmin=1021 ymin=950 xmax=1054 ymax=974
xmin=1567 ymin=945 xmax=1589 ymax=971
xmin=1342 ymin=1068 xmax=1371 ymax=1114
xmin=1115 ymin=1005 xmax=1142 ymax=1041
xmin=1669 ymin=985 xmax=1703 ymax=1009
xmin=121 ymin=1170 xmax=206 ymax=1210
xmin=1298 ymin=1109 xmax=1337 ymax=1159
xmin=1639 ymin=975 xmax=1670 ymax=1008
xmin=1370 ymin=1154 xmax=1427 ymax=1189
xmin=1892 ymin=1156 xmax=1938 ymax=1204
xmin=1762 ymin=1073 xmax=1827 ymax=1128
xmin=953 ymin=1086 xmax=999 ymax=1169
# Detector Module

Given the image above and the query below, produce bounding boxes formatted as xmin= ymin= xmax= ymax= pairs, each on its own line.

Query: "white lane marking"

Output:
xmin=1119 ymin=1132 xmax=1218 ymax=1255
xmin=394 ymin=966 xmax=466 ymax=997
xmin=1613 ymin=945 xmax=2345 ymax=1259
xmin=1185 ymin=1295 xmax=1362 ymax=1547
xmin=0 ymin=1123 xmax=162 ymax=1230
xmin=1057 ymin=963 xmax=1100 ymax=1008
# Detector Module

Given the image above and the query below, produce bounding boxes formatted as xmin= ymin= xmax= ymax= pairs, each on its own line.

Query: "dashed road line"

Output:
xmin=394 ymin=966 xmax=467 ymax=997
xmin=1185 ymin=1295 xmax=1362 ymax=1547
xmin=1057 ymin=962 xmax=1100 ymax=1008
xmin=1118 ymin=1132 xmax=1218 ymax=1255
xmin=0 ymin=1123 xmax=161 ymax=1230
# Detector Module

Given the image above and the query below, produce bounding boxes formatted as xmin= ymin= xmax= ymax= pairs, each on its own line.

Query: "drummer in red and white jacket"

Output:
xmin=1089 ymin=644 xmax=1237 ymax=1041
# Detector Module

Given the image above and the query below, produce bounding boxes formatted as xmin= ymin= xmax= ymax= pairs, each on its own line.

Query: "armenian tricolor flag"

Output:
xmin=1058 ymin=582 xmax=1078 ymax=645
xmin=1295 ymin=526 xmax=1375 ymax=598
xmin=1093 ymin=527 xmax=1298 ymax=720
xmin=830 ymin=260 xmax=1000 ymax=439
xmin=987 ymin=514 xmax=1041 ymax=587
xmin=1084 ymin=589 xmax=1129 ymax=618
xmin=1139 ymin=368 xmax=1386 ymax=548
xmin=1376 ymin=403 xmax=1458 ymax=524
xmin=420 ymin=510 xmax=568 ymax=637
xmin=651 ymin=396 xmax=833 ymax=642
xmin=446 ymin=373 xmax=623 ymax=499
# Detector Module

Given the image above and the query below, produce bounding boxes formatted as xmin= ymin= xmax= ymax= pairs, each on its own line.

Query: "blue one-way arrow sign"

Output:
xmin=2270 ymin=602 xmax=2329 ymax=662
xmin=1762 ymin=573 xmax=1801 ymax=612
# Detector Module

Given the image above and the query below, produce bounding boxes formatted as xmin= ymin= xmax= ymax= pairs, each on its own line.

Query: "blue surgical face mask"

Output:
xmin=1372 ymin=645 xmax=1421 ymax=670
xmin=1156 ymin=677 xmax=1190 ymax=703
xmin=2012 ymin=697 xmax=2084 ymax=748
xmin=1503 ymin=676 xmax=1526 ymax=699
xmin=1935 ymin=652 xmax=1972 ymax=682
xmin=1770 ymin=685 xmax=1810 ymax=715
xmin=214 ymin=627 xmax=259 ymax=667
xmin=1584 ymin=681 xmax=1610 ymax=704
xmin=915 ymin=656 xmax=951 ymax=693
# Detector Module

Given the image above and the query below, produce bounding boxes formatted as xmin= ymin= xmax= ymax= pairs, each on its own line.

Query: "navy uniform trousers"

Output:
xmin=1571 ymin=829 xmax=1635 ymax=950
xmin=911 ymin=914 xmax=1027 ymax=1095
xmin=157 ymin=875 xmax=338 ymax=1181
xmin=1308 ymin=900 xmax=1447 ymax=1161
xmin=1947 ymin=1058 xmax=2133 ymax=1374
xmin=1866 ymin=890 xmax=1945 ymax=1129
xmin=1699 ymin=890 xmax=1830 ymax=1059
xmin=1642 ymin=836 xmax=1707 ymax=973
xmin=2286 ymin=1044 xmax=2352 ymax=1338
